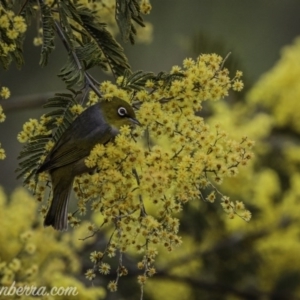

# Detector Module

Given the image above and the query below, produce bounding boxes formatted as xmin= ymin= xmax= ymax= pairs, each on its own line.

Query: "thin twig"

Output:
xmin=18 ymin=0 xmax=30 ymax=15
xmin=132 ymin=168 xmax=147 ymax=216
xmin=115 ymin=217 xmax=123 ymax=285
xmin=220 ymin=52 xmax=231 ymax=70
xmin=140 ymin=284 xmax=144 ymax=300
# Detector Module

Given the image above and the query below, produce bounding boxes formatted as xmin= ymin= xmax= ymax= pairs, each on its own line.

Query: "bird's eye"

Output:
xmin=118 ymin=107 xmax=127 ymax=117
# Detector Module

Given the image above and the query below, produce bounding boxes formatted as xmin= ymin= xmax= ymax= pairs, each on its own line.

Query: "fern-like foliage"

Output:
xmin=58 ymin=53 xmax=85 ymax=89
xmin=76 ymin=42 xmax=107 ymax=71
xmin=44 ymin=1 xmax=131 ymax=86
xmin=17 ymin=135 xmax=52 ymax=183
xmin=11 ymin=38 xmax=25 ymax=69
xmin=39 ymin=0 xmax=55 ymax=67
xmin=118 ymin=69 xmax=186 ymax=96
xmin=43 ymin=92 xmax=77 ymax=138
xmin=1 ymin=0 xmax=148 ymax=79
xmin=57 ymin=0 xmax=82 ymax=35
xmin=154 ymin=71 xmax=186 ymax=89
xmin=58 ymin=41 xmax=107 ymax=89
xmin=119 ymin=70 xmax=155 ymax=91
xmin=0 ymin=48 xmax=12 ymax=70
xmin=78 ymin=9 xmax=131 ymax=78
xmin=20 ymin=0 xmax=38 ymax=25
xmin=16 ymin=92 xmax=79 ymax=183
xmin=115 ymin=0 xmax=145 ymax=44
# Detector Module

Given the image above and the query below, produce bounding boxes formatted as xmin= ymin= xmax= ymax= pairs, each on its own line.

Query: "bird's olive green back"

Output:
xmin=39 ymin=103 xmax=113 ymax=171
xmin=38 ymin=98 xmax=137 ymax=172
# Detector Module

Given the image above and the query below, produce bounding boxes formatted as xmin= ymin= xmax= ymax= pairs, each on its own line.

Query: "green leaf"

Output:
xmin=154 ymin=71 xmax=186 ymax=89
xmin=58 ymin=54 xmax=85 ymax=88
xmin=44 ymin=93 xmax=77 ymax=108
xmin=18 ymin=152 xmax=46 ymax=168
xmin=11 ymin=44 xmax=24 ymax=69
xmin=29 ymin=135 xmax=52 ymax=143
xmin=18 ymin=144 xmax=48 ymax=158
xmin=39 ymin=0 xmax=55 ymax=67
xmin=119 ymin=70 xmax=155 ymax=91
xmin=16 ymin=165 xmax=36 ymax=181
xmin=57 ymin=0 xmax=82 ymax=43
xmin=0 ymin=48 xmax=12 ymax=70
xmin=115 ymin=0 xmax=145 ymax=44
xmin=58 ymin=0 xmax=82 ymax=26
xmin=78 ymin=10 xmax=131 ymax=78
xmin=75 ymin=42 xmax=107 ymax=71
xmin=44 ymin=109 xmax=66 ymax=118
xmin=20 ymin=0 xmax=38 ymax=25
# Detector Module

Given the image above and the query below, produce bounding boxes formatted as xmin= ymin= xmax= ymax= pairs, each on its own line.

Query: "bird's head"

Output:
xmin=100 ymin=97 xmax=140 ymax=130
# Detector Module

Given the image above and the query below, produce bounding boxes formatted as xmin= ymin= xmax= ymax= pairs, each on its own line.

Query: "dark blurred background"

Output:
xmin=1 ymin=0 xmax=300 ymax=193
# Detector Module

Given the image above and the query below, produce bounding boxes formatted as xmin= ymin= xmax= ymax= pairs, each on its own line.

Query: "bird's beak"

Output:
xmin=130 ymin=117 xmax=141 ymax=126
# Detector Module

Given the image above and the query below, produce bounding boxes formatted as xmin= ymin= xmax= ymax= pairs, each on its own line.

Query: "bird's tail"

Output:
xmin=44 ymin=169 xmax=72 ymax=231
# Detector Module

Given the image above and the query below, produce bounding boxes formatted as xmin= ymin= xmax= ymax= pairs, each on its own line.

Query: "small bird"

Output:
xmin=37 ymin=97 xmax=140 ymax=231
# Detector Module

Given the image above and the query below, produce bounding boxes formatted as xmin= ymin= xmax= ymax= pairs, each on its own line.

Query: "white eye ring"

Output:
xmin=118 ymin=107 xmax=127 ymax=117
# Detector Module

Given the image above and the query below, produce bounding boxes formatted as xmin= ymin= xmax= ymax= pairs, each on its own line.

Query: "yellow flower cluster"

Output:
xmin=67 ymin=54 xmax=253 ymax=282
xmin=140 ymin=0 xmax=152 ymax=15
xmin=0 ymin=86 xmax=10 ymax=99
xmin=221 ymin=196 xmax=251 ymax=221
xmin=17 ymin=117 xmax=50 ymax=144
xmin=21 ymin=54 xmax=253 ymax=286
xmin=0 ymin=5 xmax=27 ymax=56
xmin=0 ymin=107 xmax=5 ymax=123
xmin=248 ymin=37 xmax=300 ymax=133
xmin=0 ymin=187 xmax=106 ymax=300
xmin=0 ymin=85 xmax=10 ymax=159
xmin=70 ymin=104 xmax=84 ymax=115
xmin=0 ymin=143 xmax=5 ymax=160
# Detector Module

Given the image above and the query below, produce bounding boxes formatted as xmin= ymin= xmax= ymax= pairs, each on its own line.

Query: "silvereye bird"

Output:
xmin=37 ymin=97 xmax=140 ymax=231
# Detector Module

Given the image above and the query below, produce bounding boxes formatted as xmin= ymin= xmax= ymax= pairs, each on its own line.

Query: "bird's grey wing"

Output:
xmin=39 ymin=126 xmax=114 ymax=171
xmin=38 ymin=105 xmax=115 ymax=172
